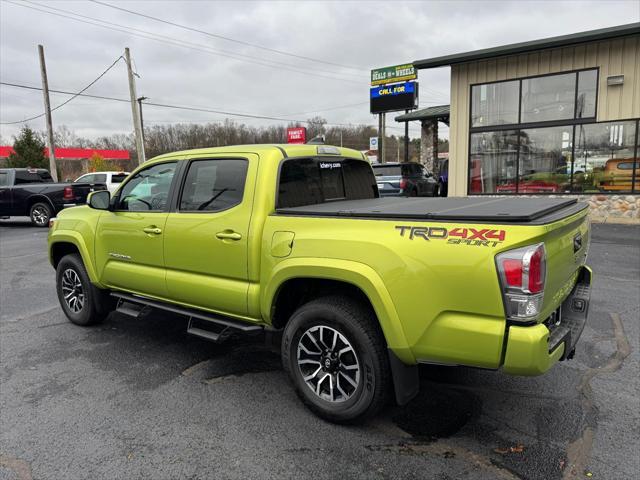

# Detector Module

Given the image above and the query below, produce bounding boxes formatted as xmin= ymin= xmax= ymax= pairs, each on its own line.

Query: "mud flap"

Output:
xmin=388 ymin=349 xmax=419 ymax=406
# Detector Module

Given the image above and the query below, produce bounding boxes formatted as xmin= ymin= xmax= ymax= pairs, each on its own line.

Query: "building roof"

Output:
xmin=413 ymin=23 xmax=640 ymax=69
xmin=395 ymin=105 xmax=450 ymax=123
xmin=0 ymin=146 xmax=130 ymax=159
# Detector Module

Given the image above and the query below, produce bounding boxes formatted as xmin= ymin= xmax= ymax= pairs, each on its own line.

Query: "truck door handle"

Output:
xmin=143 ymin=226 xmax=162 ymax=235
xmin=216 ymin=230 xmax=242 ymax=241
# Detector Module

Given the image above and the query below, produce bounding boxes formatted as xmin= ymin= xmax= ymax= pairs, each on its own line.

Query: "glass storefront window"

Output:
xmin=471 ymin=81 xmax=519 ymax=127
xmin=521 ymin=73 xmax=576 ymax=123
xmin=576 ymin=70 xmax=597 ymax=119
xmin=519 ymin=126 xmax=573 ymax=193
xmin=469 ymin=130 xmax=519 ymax=194
xmin=573 ymin=121 xmax=637 ymax=193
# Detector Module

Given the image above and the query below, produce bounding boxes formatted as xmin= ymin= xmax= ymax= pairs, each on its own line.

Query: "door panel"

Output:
xmin=94 ymin=161 xmax=178 ymax=298
xmin=164 ymin=155 xmax=258 ymax=317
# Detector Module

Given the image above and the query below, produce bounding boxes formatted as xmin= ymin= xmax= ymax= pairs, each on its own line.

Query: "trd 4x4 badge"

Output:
xmin=396 ymin=225 xmax=506 ymax=247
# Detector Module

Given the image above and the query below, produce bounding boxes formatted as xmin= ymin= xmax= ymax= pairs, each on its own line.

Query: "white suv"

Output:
xmin=74 ymin=171 xmax=130 ymax=194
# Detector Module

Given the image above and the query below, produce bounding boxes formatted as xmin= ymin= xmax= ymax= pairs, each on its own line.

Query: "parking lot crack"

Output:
xmin=563 ymin=312 xmax=631 ymax=479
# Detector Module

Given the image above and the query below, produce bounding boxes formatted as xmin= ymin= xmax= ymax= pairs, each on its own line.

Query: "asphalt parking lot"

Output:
xmin=1 ymin=219 xmax=638 ymax=480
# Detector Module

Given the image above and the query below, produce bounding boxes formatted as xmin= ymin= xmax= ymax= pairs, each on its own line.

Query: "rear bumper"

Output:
xmin=503 ymin=266 xmax=592 ymax=375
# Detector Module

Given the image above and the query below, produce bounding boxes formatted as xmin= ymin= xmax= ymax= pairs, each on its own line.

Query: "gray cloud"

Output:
xmin=1 ymin=0 xmax=638 ymax=143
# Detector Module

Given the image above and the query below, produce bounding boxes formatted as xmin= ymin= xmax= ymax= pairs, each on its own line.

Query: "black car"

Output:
xmin=0 ymin=168 xmax=106 ymax=226
xmin=372 ymin=162 xmax=439 ymax=197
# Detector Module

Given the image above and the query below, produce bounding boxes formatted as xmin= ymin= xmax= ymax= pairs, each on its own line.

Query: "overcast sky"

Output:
xmin=1 ymin=0 xmax=638 ymax=144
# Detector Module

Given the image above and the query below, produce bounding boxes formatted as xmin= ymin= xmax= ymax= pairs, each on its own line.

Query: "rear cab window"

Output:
xmin=277 ymin=157 xmax=377 ymax=208
xmin=372 ymin=165 xmax=402 ymax=177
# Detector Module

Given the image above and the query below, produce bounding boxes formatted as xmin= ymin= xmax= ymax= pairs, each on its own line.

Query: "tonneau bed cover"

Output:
xmin=276 ymin=197 xmax=586 ymax=223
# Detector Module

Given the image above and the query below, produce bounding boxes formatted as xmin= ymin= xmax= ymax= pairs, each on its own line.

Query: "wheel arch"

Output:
xmin=26 ymin=194 xmax=55 ymax=216
xmin=49 ymin=232 xmax=102 ymax=286
xmin=263 ymin=258 xmax=414 ymax=364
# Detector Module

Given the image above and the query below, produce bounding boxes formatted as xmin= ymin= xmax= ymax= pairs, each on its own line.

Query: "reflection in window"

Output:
xmin=519 ymin=126 xmax=573 ymax=193
xmin=117 ymin=162 xmax=177 ymax=211
xmin=576 ymin=70 xmax=597 ymax=119
xmin=521 ymin=73 xmax=576 ymax=123
xmin=180 ymin=159 xmax=248 ymax=212
xmin=469 ymin=130 xmax=519 ymax=194
xmin=573 ymin=121 xmax=637 ymax=193
xmin=471 ymin=81 xmax=519 ymax=127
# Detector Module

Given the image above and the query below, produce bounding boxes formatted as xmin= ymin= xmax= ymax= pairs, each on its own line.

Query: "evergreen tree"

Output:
xmin=7 ymin=126 xmax=47 ymax=169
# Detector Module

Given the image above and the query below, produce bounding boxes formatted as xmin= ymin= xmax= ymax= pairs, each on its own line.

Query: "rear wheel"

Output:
xmin=56 ymin=254 xmax=114 ymax=326
xmin=30 ymin=202 xmax=52 ymax=227
xmin=282 ymin=295 xmax=391 ymax=423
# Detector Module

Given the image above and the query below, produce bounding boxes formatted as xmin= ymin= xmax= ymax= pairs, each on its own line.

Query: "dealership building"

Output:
xmin=410 ymin=23 xmax=640 ymax=220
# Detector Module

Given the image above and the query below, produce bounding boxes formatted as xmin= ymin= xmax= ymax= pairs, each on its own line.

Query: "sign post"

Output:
xmin=370 ymin=63 xmax=418 ymax=164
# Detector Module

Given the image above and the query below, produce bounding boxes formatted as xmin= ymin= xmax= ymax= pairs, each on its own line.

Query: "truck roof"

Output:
xmin=148 ymin=144 xmax=366 ymax=162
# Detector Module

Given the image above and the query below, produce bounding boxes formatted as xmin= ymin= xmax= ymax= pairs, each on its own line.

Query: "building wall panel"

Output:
xmin=448 ymin=35 xmax=640 ymax=196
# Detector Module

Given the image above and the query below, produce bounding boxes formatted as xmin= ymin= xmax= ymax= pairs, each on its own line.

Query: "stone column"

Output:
xmin=421 ymin=119 xmax=438 ymax=171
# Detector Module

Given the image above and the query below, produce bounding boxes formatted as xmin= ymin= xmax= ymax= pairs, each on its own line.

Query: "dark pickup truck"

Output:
xmin=0 ymin=168 xmax=106 ymax=226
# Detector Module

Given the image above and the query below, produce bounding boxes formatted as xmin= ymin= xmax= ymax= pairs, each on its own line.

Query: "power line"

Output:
xmin=6 ymin=0 xmax=365 ymax=85
xmin=0 ymin=81 xmax=419 ymax=132
xmin=0 ymin=56 xmax=124 ymax=125
xmin=25 ymin=0 xmax=365 ymax=82
xmin=89 ymin=0 xmax=365 ymax=72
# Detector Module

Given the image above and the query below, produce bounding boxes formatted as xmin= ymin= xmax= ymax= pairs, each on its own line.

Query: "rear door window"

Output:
xmin=111 ymin=173 xmax=128 ymax=183
xmin=179 ymin=159 xmax=248 ymax=212
xmin=15 ymin=170 xmax=49 ymax=184
xmin=278 ymin=158 xmax=377 ymax=208
xmin=0 ymin=172 xmax=9 ymax=187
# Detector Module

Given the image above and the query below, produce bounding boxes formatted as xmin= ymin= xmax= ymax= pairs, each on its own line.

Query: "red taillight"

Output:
xmin=503 ymin=259 xmax=523 ymax=287
xmin=496 ymin=243 xmax=546 ymax=322
xmin=400 ymin=179 xmax=407 ymax=190
xmin=528 ymin=247 xmax=544 ymax=293
xmin=63 ymin=186 xmax=73 ymax=200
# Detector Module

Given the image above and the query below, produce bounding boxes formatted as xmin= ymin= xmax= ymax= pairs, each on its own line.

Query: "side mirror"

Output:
xmin=87 ymin=190 xmax=110 ymax=210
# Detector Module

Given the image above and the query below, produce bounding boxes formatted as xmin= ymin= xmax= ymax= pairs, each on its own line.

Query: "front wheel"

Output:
xmin=30 ymin=202 xmax=52 ymax=227
xmin=282 ymin=295 xmax=391 ymax=423
xmin=56 ymin=253 xmax=114 ymax=326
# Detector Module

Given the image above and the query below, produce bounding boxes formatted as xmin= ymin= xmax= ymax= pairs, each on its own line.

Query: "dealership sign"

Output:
xmin=371 ymin=64 xmax=416 ymax=86
xmin=370 ymin=81 xmax=418 ymax=114
xmin=287 ymin=127 xmax=306 ymax=144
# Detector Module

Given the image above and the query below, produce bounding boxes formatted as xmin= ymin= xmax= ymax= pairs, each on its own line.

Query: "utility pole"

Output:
xmin=125 ymin=48 xmax=145 ymax=164
xmin=137 ymin=96 xmax=148 ymax=149
xmin=38 ymin=45 xmax=57 ymax=181
xmin=381 ymin=112 xmax=386 ymax=164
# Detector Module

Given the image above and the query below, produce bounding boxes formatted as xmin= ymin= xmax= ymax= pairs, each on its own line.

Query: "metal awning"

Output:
xmin=395 ymin=105 xmax=450 ymax=125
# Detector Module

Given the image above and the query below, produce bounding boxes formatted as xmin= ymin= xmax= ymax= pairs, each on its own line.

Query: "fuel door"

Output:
xmin=271 ymin=231 xmax=295 ymax=258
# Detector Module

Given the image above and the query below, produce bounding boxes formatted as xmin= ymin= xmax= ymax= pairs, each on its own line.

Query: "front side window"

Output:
xmin=521 ymin=72 xmax=576 ymax=123
xmin=574 ymin=121 xmax=637 ymax=193
xmin=179 ymin=159 xmax=248 ymax=212
xmin=469 ymin=130 xmax=519 ymax=194
xmin=519 ymin=126 xmax=573 ymax=193
xmin=116 ymin=162 xmax=177 ymax=211
xmin=471 ymin=80 xmax=519 ymax=127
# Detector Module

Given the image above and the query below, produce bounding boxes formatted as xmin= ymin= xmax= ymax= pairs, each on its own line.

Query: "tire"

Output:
xmin=29 ymin=202 xmax=52 ymax=227
xmin=282 ymin=295 xmax=391 ymax=423
xmin=408 ymin=188 xmax=418 ymax=197
xmin=56 ymin=253 xmax=114 ymax=326
xmin=431 ymin=184 xmax=440 ymax=197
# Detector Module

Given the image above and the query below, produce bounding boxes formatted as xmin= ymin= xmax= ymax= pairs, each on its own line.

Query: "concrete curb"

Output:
xmin=589 ymin=215 xmax=640 ymax=225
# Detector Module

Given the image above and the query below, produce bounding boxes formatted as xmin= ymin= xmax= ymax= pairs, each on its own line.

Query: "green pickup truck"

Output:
xmin=48 ymin=144 xmax=592 ymax=422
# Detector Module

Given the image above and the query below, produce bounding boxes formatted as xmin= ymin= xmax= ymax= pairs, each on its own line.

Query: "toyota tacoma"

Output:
xmin=48 ymin=145 xmax=592 ymax=422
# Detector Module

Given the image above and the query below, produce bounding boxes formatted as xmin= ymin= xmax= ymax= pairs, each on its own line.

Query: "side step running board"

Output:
xmin=111 ymin=292 xmax=263 ymax=343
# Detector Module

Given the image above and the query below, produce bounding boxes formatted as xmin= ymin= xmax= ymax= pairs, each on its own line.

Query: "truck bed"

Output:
xmin=276 ymin=197 xmax=586 ymax=224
